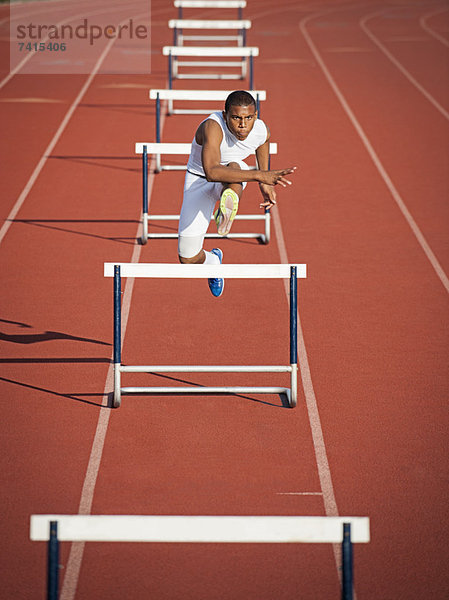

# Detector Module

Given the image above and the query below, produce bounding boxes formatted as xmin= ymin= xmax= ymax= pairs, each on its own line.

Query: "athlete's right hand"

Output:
xmin=257 ymin=167 xmax=297 ymax=187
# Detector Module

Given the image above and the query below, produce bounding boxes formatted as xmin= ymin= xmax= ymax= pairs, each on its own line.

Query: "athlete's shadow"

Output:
xmin=0 ymin=318 xmax=110 ymax=346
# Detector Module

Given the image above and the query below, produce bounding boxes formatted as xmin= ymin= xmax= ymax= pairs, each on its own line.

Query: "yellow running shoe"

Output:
xmin=214 ymin=188 xmax=239 ymax=236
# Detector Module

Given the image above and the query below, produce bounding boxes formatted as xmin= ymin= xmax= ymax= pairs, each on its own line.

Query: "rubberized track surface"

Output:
xmin=1 ymin=0 xmax=448 ymax=598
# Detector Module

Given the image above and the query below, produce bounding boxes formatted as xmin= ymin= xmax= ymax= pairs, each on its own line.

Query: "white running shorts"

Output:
xmin=178 ymin=161 xmax=249 ymax=258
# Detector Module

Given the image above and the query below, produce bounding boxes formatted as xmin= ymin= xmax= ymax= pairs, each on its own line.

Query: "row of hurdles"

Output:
xmin=135 ymin=0 xmax=275 ymax=244
xmin=28 ymin=5 xmax=368 ymax=600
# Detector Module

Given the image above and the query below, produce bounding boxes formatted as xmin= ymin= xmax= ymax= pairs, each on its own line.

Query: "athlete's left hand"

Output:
xmin=259 ymin=182 xmax=277 ymax=209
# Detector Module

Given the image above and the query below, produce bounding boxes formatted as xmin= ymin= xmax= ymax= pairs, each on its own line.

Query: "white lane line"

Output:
xmin=272 ymin=205 xmax=339 ymax=521
xmin=1 ymin=0 xmax=145 ymax=89
xmin=59 ymin=107 xmax=168 ymax=600
xmin=0 ymin=97 xmax=64 ymax=102
xmin=0 ymin=45 xmax=113 ymax=246
xmin=360 ymin=9 xmax=449 ymax=121
xmin=0 ymin=2 xmax=171 ymax=248
xmin=271 ymin=204 xmax=343 ymax=579
xmin=299 ymin=12 xmax=449 ymax=295
xmin=420 ymin=6 xmax=449 ymax=47
xmin=0 ymin=1 xmax=72 ymax=28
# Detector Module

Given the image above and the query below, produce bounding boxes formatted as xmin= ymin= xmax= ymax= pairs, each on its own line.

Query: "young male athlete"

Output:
xmin=178 ymin=90 xmax=296 ymax=297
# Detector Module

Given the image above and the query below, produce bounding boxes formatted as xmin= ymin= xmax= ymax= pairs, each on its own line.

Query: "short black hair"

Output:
xmin=224 ymin=90 xmax=256 ymax=112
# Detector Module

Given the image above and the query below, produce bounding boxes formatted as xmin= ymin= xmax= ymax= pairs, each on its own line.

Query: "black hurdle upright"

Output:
xmin=342 ymin=522 xmax=354 ymax=600
xmin=47 ymin=521 xmax=59 ymax=600
xmin=168 ymin=51 xmax=173 ymax=89
xmin=142 ymin=145 xmax=148 ymax=220
xmin=290 ymin=265 xmax=297 ymax=365
xmin=114 ymin=265 xmax=121 ymax=369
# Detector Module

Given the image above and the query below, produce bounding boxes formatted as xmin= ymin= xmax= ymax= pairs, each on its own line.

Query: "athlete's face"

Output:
xmin=223 ymin=104 xmax=257 ymax=141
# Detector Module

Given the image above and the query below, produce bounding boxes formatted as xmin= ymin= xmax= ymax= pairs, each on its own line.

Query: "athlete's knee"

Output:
xmin=178 ymin=234 xmax=204 ymax=262
xmin=227 ymin=161 xmax=242 ymax=170
xmin=178 ymin=250 xmax=204 ymax=264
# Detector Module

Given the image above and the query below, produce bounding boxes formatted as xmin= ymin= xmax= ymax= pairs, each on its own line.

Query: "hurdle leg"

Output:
xmin=156 ymin=95 xmax=161 ymax=143
xmin=249 ymin=54 xmax=254 ymax=88
xmin=342 ymin=523 xmax=353 ymax=600
xmin=168 ymin=52 xmax=173 ymax=89
xmin=141 ymin=145 xmax=148 ymax=244
xmin=113 ymin=266 xmax=122 ymax=408
xmin=289 ymin=266 xmax=298 ymax=408
xmin=241 ymin=56 xmax=247 ymax=80
xmin=47 ymin=521 xmax=59 ymax=600
xmin=155 ymin=152 xmax=162 ymax=173
xmin=260 ymin=151 xmax=271 ymax=244
xmin=262 ymin=208 xmax=271 ymax=244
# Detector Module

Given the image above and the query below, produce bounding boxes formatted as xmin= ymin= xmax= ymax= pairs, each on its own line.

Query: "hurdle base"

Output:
xmin=118 ymin=386 xmax=293 ymax=407
xmin=140 ymin=212 xmax=270 ymax=245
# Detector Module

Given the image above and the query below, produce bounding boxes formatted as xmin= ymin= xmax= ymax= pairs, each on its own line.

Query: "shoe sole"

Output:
xmin=208 ymin=248 xmax=224 ymax=297
xmin=215 ymin=190 xmax=239 ymax=236
xmin=208 ymin=279 xmax=224 ymax=297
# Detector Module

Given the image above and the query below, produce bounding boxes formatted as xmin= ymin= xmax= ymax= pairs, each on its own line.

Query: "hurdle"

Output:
xmin=163 ymin=46 xmax=259 ymax=88
xmin=149 ymin=90 xmax=266 ymax=143
xmin=169 ymin=19 xmax=251 ymax=46
xmin=135 ymin=143 xmax=277 ymax=244
xmin=104 ymin=263 xmax=306 ymax=408
xmin=174 ymin=0 xmax=246 ymax=20
xmin=31 ymin=514 xmax=369 ymax=600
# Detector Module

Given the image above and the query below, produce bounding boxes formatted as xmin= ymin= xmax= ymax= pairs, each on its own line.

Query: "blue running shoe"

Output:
xmin=208 ymin=248 xmax=224 ymax=297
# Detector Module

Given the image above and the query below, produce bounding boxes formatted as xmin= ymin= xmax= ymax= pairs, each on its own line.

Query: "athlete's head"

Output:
xmin=223 ymin=90 xmax=257 ymax=141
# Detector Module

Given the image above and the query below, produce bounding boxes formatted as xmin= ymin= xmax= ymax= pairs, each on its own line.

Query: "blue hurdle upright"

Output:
xmin=31 ymin=515 xmax=369 ymax=600
xmin=104 ymin=263 xmax=306 ymax=408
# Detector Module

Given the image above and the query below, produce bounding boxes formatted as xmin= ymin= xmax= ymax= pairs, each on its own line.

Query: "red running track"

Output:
xmin=1 ymin=0 xmax=448 ymax=598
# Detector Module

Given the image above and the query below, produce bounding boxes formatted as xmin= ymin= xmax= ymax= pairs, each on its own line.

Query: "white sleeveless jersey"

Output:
xmin=186 ymin=111 xmax=268 ymax=176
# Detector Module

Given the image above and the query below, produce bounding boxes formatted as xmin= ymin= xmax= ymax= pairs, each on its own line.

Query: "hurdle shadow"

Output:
xmin=0 ymin=375 xmax=107 ymax=408
xmin=11 ymin=219 xmax=140 ymax=246
xmin=0 ymin=357 xmax=112 ymax=364
xmin=120 ymin=371 xmax=290 ymax=408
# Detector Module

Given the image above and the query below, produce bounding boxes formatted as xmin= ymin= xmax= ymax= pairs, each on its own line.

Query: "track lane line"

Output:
xmin=271 ymin=204 xmax=344 ymax=584
xmin=360 ymin=8 xmax=449 ymax=121
xmin=300 ymin=10 xmax=449 ymax=295
xmin=420 ymin=6 xmax=449 ymax=47
xmin=59 ymin=105 xmax=168 ymax=600
xmin=0 ymin=3 xmax=173 ymax=247
xmin=0 ymin=36 xmax=118 ymax=245
xmin=1 ymin=0 xmax=145 ymax=90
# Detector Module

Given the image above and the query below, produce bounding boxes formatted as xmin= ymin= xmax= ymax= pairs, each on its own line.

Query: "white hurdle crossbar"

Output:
xmin=149 ymin=89 xmax=267 ymax=141
xmin=162 ymin=46 xmax=259 ymax=88
xmin=135 ymin=142 xmax=277 ymax=244
xmin=32 ymin=514 xmax=369 ymax=600
xmin=169 ymin=19 xmax=251 ymax=46
xmin=104 ymin=263 xmax=306 ymax=408
xmin=174 ymin=0 xmax=247 ymax=20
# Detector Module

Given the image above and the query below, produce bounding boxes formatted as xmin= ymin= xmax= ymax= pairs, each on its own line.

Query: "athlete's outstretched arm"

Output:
xmin=256 ymin=133 xmax=296 ymax=208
